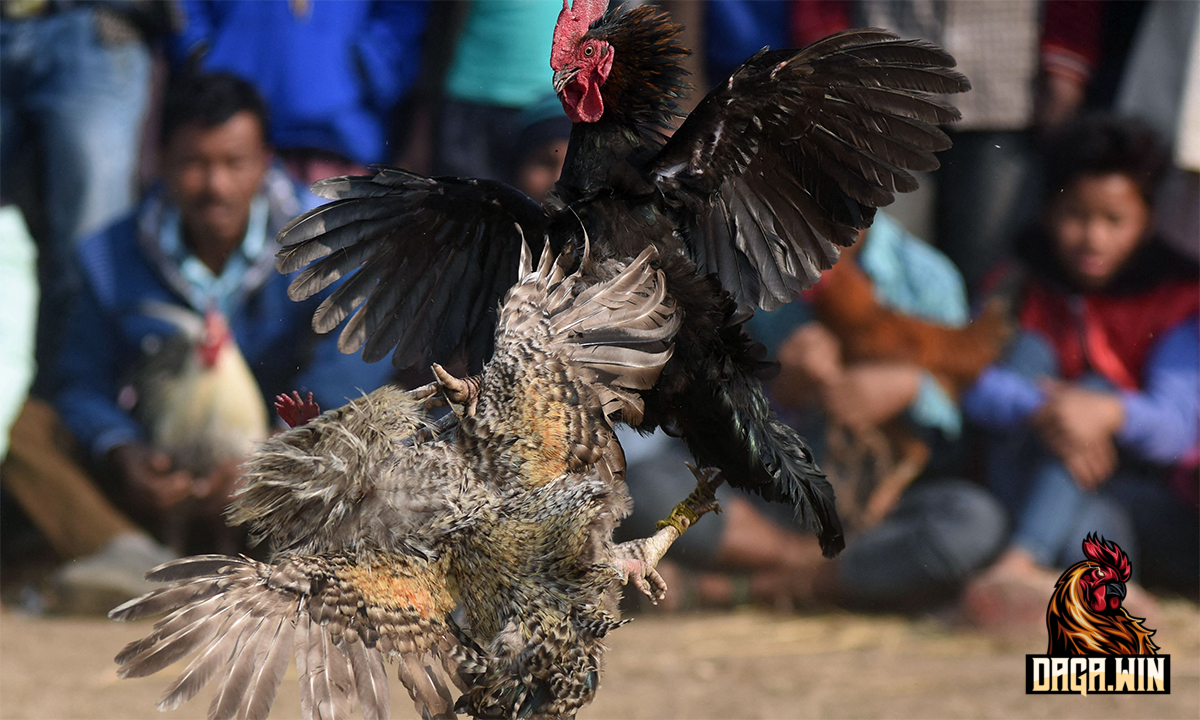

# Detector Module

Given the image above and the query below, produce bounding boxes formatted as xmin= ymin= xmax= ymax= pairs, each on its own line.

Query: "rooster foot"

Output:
xmin=613 ymin=555 xmax=669 ymax=603
xmin=275 ymin=391 xmax=320 ymax=428
xmin=432 ymin=364 xmax=481 ymax=417
xmin=614 ymin=465 xmax=725 ymax=605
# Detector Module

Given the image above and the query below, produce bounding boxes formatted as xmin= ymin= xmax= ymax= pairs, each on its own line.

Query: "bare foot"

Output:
xmin=961 ymin=549 xmax=1062 ymax=631
xmin=1121 ymin=580 xmax=1160 ymax=630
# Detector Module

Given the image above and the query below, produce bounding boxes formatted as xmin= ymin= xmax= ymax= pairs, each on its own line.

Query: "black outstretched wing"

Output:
xmin=649 ymin=28 xmax=969 ymax=313
xmin=277 ymin=168 xmax=552 ymax=372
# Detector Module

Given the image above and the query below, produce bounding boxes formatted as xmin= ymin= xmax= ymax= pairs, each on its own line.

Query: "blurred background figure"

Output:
xmin=1 ymin=0 xmax=171 ymax=395
xmin=171 ymin=0 xmax=429 ymax=183
xmin=0 ymin=74 xmax=392 ymax=614
xmin=856 ymin=0 xmax=1108 ymax=297
xmin=1115 ymin=0 xmax=1200 ymax=261
xmin=961 ymin=116 xmax=1199 ymax=627
xmin=0 ymin=0 xmax=1195 ymax=630
xmin=432 ymin=0 xmax=562 ymax=180
xmin=619 ymin=211 xmax=1009 ymax=614
xmin=773 ymin=1 xmax=1141 ymax=297
xmin=507 ymin=94 xmax=572 ymax=202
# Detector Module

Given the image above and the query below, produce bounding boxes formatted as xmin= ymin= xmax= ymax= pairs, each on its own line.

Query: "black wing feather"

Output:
xmin=277 ymin=167 xmax=551 ymax=372
xmin=649 ymin=28 xmax=969 ymax=312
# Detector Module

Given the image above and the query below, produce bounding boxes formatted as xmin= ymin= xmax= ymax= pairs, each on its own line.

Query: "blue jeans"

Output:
xmin=983 ymin=333 xmax=1189 ymax=583
xmin=1 ymin=8 xmax=151 ymax=388
xmin=837 ymin=479 xmax=1007 ymax=610
xmin=1107 ymin=476 xmax=1199 ymax=595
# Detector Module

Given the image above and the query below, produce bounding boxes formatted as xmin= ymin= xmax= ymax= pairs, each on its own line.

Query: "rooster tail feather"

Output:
xmin=676 ymin=372 xmax=844 ymax=556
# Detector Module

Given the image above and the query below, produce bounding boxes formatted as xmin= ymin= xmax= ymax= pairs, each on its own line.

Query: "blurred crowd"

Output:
xmin=0 ymin=0 xmax=1195 ymax=635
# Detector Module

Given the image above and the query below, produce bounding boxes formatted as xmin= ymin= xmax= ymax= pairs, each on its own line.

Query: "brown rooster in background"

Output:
xmin=806 ymin=239 xmax=1009 ymax=529
xmin=1046 ymin=534 xmax=1158 ymax=656
xmin=110 ymin=245 xmax=722 ymax=720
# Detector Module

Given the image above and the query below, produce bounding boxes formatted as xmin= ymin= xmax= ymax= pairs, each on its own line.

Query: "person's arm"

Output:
xmin=961 ymin=365 xmax=1046 ymax=432
xmin=961 ymin=330 xmax=1055 ymax=431
xmin=823 ymin=361 xmax=922 ymax=434
xmin=54 ymin=237 xmax=202 ymax=511
xmin=1115 ymin=319 xmax=1199 ymax=464
xmin=53 ymin=270 xmax=144 ymax=460
xmin=1037 ymin=0 xmax=1102 ymax=130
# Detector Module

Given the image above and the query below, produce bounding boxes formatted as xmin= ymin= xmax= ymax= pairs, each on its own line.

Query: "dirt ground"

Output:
xmin=1 ymin=599 xmax=1196 ymax=720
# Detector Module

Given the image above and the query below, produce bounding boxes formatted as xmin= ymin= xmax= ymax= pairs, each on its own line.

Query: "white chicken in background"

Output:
xmin=127 ymin=302 xmax=269 ymax=482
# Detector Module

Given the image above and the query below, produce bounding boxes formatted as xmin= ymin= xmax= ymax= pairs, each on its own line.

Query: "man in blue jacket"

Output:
xmin=2 ymin=73 xmax=392 ymax=611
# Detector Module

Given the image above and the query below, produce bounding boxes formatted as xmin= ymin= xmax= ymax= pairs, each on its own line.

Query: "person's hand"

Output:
xmin=823 ymin=362 xmax=922 ymax=433
xmin=192 ymin=458 xmax=243 ymax=515
xmin=773 ymin=323 xmax=843 ymax=408
xmin=1035 ymin=70 xmax=1087 ymax=132
xmin=110 ymin=443 xmax=193 ymax=511
xmin=1058 ymin=438 xmax=1119 ymax=491
xmin=1033 ymin=383 xmax=1124 ymax=489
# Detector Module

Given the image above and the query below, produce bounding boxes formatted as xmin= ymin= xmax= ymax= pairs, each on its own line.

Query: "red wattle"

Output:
xmin=562 ymin=77 xmax=604 ymax=124
xmin=578 ymin=81 xmax=604 ymax=123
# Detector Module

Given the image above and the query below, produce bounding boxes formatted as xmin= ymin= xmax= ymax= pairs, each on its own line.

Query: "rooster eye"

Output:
xmin=583 ymin=45 xmax=595 ymax=57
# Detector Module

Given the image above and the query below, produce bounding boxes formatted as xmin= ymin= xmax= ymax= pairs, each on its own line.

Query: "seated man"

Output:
xmin=1 ymin=73 xmax=392 ymax=611
xmin=962 ymin=117 xmax=1199 ymax=620
xmin=618 ymin=212 xmax=1010 ymax=612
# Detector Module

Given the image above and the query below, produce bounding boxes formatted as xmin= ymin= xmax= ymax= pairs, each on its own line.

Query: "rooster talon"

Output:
xmin=432 ymin=364 xmax=481 ymax=416
xmin=275 ymin=391 xmax=320 ymax=428
xmin=617 ymin=558 xmax=667 ymax=603
xmin=645 ymin=567 xmax=668 ymax=602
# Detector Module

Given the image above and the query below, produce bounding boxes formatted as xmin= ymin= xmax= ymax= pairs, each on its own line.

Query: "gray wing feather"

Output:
xmin=346 ymin=638 xmax=391 ymax=720
xmin=112 ymin=554 xmax=461 ymax=720
xmin=229 ymin=385 xmax=462 ymax=556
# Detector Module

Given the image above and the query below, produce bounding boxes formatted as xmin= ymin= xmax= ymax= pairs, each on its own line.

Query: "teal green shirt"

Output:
xmin=445 ymin=0 xmax=561 ymax=108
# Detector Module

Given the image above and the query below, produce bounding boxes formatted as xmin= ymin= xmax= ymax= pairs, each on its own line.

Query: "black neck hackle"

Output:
xmin=589 ymin=4 xmax=691 ymax=132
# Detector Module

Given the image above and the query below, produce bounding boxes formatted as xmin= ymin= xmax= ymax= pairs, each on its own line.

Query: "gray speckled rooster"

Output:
xmin=109 ymin=244 xmax=722 ymax=720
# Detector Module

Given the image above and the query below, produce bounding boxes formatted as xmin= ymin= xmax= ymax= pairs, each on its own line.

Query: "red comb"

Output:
xmin=1082 ymin=533 xmax=1131 ymax=582
xmin=551 ymin=0 xmax=609 ymax=70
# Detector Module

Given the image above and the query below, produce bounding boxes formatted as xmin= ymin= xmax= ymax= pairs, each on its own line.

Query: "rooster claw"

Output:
xmin=432 ymin=364 xmax=481 ymax=417
xmin=275 ymin=391 xmax=320 ymax=428
xmin=616 ymin=557 xmax=668 ymax=604
xmin=682 ymin=463 xmax=724 ymax=518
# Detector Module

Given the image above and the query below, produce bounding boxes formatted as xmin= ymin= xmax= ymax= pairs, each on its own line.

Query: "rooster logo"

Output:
xmin=1046 ymin=534 xmax=1158 ymax=656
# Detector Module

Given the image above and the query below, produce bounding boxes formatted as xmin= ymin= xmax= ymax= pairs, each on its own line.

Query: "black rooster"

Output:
xmin=277 ymin=0 xmax=969 ymax=556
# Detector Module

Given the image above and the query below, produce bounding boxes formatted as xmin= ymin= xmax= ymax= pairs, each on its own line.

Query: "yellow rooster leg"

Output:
xmin=614 ymin=464 xmax=724 ymax=603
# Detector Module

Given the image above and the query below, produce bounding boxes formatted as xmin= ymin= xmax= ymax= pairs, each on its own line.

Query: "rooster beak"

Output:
xmin=1105 ymin=581 xmax=1127 ymax=602
xmin=553 ymin=66 xmax=579 ymax=93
